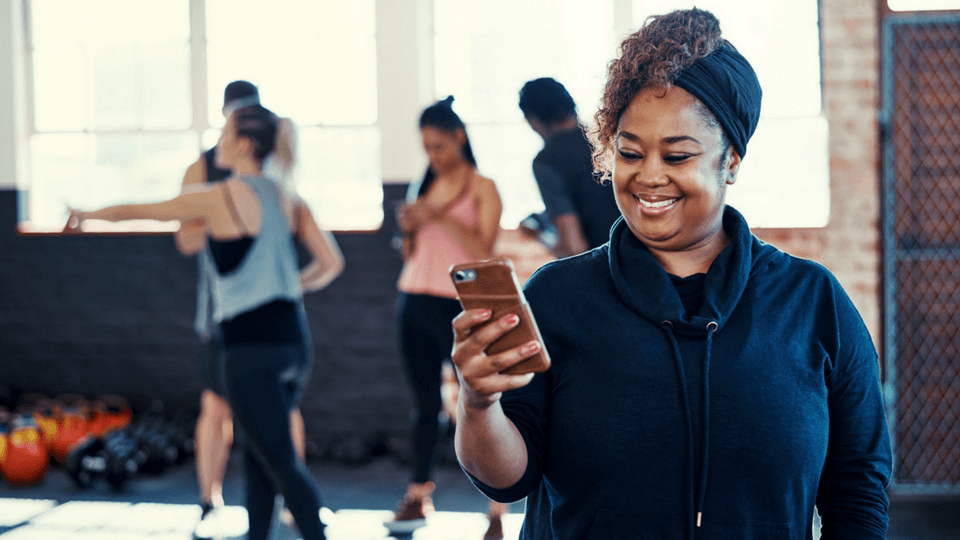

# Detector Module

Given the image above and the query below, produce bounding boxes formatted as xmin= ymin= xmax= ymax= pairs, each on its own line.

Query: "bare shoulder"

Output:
xmin=473 ymin=174 xmax=500 ymax=199
xmin=181 ymin=156 xmax=206 ymax=187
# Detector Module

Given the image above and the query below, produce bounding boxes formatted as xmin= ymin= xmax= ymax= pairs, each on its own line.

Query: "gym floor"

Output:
xmin=0 ymin=451 xmax=520 ymax=540
xmin=1 ymin=451 xmax=958 ymax=539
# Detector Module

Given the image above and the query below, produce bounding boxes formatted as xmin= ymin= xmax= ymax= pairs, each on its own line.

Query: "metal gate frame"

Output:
xmin=880 ymin=12 xmax=960 ymax=495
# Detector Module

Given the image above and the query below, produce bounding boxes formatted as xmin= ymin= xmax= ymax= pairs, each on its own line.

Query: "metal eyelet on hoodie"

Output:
xmin=706 ymin=321 xmax=718 ymax=332
xmin=662 ymin=320 xmax=673 ymax=329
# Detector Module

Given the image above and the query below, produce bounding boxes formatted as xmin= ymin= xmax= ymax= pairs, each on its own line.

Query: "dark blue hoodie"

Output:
xmin=471 ymin=206 xmax=891 ymax=539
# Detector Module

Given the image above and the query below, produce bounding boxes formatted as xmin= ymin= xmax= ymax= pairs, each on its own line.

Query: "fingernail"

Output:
xmin=478 ymin=309 xmax=492 ymax=318
xmin=504 ymin=315 xmax=519 ymax=326
xmin=524 ymin=341 xmax=541 ymax=353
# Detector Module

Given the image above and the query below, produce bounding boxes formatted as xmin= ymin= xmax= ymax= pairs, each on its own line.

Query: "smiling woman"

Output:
xmin=611 ymin=86 xmax=740 ymax=276
xmin=449 ymin=7 xmax=892 ymax=540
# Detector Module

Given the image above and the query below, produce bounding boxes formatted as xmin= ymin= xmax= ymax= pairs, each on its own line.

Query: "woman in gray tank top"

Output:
xmin=65 ymin=104 xmax=341 ymax=540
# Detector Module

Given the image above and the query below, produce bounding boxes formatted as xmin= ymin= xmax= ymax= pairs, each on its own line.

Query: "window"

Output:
xmin=23 ymin=0 xmax=194 ymax=232
xmin=634 ymin=0 xmax=828 ymax=227
xmin=434 ymin=0 xmax=618 ymax=227
xmin=205 ymin=0 xmax=381 ymax=231
xmin=19 ymin=0 xmax=381 ymax=233
xmin=888 ymin=0 xmax=960 ymax=10
xmin=17 ymin=0 xmax=828 ymax=232
xmin=432 ymin=0 xmax=828 ymax=228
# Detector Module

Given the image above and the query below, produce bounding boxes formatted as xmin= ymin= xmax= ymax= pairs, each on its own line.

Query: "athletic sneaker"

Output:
xmin=483 ymin=515 xmax=504 ymax=540
xmin=193 ymin=505 xmax=224 ymax=540
xmin=383 ymin=494 xmax=434 ymax=534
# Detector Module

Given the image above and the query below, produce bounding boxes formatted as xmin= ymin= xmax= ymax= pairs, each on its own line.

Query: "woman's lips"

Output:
xmin=635 ymin=195 xmax=680 ymax=215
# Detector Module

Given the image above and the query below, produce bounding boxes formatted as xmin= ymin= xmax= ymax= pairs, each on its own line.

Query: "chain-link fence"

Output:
xmin=882 ymin=14 xmax=960 ymax=492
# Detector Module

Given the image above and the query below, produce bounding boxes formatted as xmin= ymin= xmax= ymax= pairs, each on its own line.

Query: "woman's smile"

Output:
xmin=635 ymin=193 xmax=682 ymax=215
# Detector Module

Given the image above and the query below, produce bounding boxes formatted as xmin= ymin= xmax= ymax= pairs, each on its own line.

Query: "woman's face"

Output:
xmin=421 ymin=126 xmax=466 ymax=174
xmin=215 ymin=112 xmax=246 ymax=169
xmin=613 ymin=85 xmax=740 ymax=254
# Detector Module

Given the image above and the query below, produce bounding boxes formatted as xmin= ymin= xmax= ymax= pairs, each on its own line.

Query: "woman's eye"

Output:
xmin=618 ymin=149 xmax=641 ymax=160
xmin=664 ymin=154 xmax=691 ymax=164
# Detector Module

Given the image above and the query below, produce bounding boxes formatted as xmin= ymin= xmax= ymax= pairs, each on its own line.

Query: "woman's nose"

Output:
xmin=637 ymin=157 xmax=668 ymax=186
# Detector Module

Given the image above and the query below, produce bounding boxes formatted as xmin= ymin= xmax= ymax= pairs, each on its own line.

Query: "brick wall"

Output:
xmin=743 ymin=0 xmax=882 ymax=352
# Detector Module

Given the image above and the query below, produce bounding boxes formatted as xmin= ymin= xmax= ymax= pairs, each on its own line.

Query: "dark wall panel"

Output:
xmin=0 ymin=185 xmax=412 ymax=453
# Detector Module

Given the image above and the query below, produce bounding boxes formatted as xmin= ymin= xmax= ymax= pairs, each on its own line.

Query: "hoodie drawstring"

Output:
xmin=662 ymin=319 xmax=718 ymax=535
xmin=698 ymin=321 xmax=718 ymax=528
xmin=662 ymin=321 xmax=695 ymax=539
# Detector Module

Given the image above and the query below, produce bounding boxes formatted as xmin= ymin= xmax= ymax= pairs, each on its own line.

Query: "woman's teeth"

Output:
xmin=639 ymin=197 xmax=678 ymax=208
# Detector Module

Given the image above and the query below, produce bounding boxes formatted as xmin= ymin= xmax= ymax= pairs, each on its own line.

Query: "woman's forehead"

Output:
xmin=617 ymin=86 xmax=716 ymax=142
xmin=421 ymin=126 xmax=458 ymax=141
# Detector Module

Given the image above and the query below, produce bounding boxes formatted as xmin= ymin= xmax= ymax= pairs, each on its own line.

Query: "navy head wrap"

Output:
xmin=674 ymin=43 xmax=762 ymax=159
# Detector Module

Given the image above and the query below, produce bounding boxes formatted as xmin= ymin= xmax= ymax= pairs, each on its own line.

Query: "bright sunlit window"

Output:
xmin=434 ymin=0 xmax=618 ymax=227
xmin=20 ymin=0 xmax=382 ymax=233
xmin=205 ymin=0 xmax=381 ymax=231
xmin=888 ymin=0 xmax=960 ymax=10
xmin=434 ymin=0 xmax=828 ymax=228
xmin=24 ymin=0 xmax=195 ymax=232
xmin=634 ymin=0 xmax=828 ymax=227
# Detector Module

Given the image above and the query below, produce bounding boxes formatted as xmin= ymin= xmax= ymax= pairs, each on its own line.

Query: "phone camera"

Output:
xmin=453 ymin=270 xmax=476 ymax=282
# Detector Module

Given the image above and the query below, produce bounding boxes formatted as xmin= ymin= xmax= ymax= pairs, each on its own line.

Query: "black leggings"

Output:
xmin=397 ymin=292 xmax=463 ymax=483
xmin=223 ymin=340 xmax=323 ymax=540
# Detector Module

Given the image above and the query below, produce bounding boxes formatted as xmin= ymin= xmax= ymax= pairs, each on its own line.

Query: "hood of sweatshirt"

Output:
xmin=608 ymin=205 xmax=769 ymax=333
xmin=606 ymin=205 xmax=779 ymax=533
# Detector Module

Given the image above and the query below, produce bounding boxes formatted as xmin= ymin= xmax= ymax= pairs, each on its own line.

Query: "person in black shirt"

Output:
xmin=519 ymin=77 xmax=621 ymax=257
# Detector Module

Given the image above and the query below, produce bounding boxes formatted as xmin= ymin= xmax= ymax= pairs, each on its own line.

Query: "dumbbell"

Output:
xmin=102 ymin=429 xmax=143 ymax=489
xmin=128 ymin=412 xmax=178 ymax=474
xmin=65 ymin=435 xmax=107 ymax=488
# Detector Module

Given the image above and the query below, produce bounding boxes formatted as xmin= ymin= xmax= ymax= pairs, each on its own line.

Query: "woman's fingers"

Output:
xmin=452 ymin=308 xmax=541 ymax=400
xmin=452 ymin=308 xmax=492 ymax=342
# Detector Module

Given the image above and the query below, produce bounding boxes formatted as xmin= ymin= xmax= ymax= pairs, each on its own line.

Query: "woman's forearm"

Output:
xmin=300 ymin=257 xmax=344 ymax=292
xmin=455 ymin=396 xmax=529 ymax=489
xmin=81 ymin=204 xmax=143 ymax=223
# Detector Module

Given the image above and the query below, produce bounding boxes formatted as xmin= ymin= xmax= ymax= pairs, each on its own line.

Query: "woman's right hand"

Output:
xmin=395 ymin=201 xmax=436 ymax=233
xmin=451 ymin=308 xmax=541 ymax=410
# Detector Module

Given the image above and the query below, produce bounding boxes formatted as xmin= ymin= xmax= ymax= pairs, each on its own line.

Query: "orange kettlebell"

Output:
xmin=0 ymin=415 xmax=49 ymax=486
xmin=0 ymin=410 xmax=10 ymax=466
xmin=50 ymin=406 xmax=88 ymax=465
xmin=31 ymin=400 xmax=59 ymax=447
xmin=86 ymin=401 xmax=111 ymax=438
xmin=99 ymin=395 xmax=132 ymax=433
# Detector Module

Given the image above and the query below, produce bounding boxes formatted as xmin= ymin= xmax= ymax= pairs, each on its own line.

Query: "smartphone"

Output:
xmin=449 ymin=258 xmax=551 ymax=375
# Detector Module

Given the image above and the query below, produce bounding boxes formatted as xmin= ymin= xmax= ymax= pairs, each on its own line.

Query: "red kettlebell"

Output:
xmin=50 ymin=407 xmax=88 ymax=466
xmin=99 ymin=395 xmax=132 ymax=433
xmin=0 ymin=415 xmax=49 ymax=486
xmin=86 ymin=401 xmax=111 ymax=438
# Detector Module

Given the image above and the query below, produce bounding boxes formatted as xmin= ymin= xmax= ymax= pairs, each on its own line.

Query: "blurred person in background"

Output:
xmin=388 ymin=96 xmax=503 ymax=536
xmin=67 ymin=101 xmax=343 ymax=540
xmin=174 ymin=81 xmax=343 ymax=539
xmin=518 ymin=77 xmax=621 ymax=258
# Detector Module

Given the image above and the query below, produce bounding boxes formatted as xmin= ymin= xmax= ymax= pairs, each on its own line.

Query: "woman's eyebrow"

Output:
xmin=662 ymin=135 xmax=702 ymax=145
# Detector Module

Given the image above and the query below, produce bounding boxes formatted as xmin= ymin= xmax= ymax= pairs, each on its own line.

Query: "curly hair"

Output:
xmin=591 ymin=8 xmax=727 ymax=180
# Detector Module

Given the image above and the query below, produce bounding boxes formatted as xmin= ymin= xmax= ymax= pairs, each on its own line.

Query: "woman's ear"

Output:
xmin=236 ymin=136 xmax=254 ymax=160
xmin=455 ymin=128 xmax=467 ymax=148
xmin=724 ymin=148 xmax=742 ymax=186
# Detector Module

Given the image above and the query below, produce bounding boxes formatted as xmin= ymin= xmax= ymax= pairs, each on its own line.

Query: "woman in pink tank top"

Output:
xmin=387 ymin=97 xmax=504 ymax=536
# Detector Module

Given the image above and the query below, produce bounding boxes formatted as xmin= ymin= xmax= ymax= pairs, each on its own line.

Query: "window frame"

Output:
xmin=16 ymin=0 xmax=383 ymax=236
